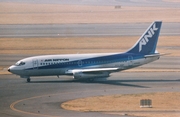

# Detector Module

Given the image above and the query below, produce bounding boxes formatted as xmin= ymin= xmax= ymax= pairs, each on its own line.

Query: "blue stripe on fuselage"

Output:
xmin=25 ymin=53 xmax=144 ymax=70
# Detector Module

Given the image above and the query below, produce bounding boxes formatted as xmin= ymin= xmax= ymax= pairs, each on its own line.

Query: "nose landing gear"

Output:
xmin=27 ymin=78 xmax=31 ymax=83
xmin=20 ymin=76 xmax=31 ymax=83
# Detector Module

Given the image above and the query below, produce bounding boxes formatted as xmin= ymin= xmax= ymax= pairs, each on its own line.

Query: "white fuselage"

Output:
xmin=9 ymin=52 xmax=159 ymax=78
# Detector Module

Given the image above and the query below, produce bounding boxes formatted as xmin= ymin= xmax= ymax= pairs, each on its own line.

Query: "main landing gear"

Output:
xmin=27 ymin=78 xmax=31 ymax=83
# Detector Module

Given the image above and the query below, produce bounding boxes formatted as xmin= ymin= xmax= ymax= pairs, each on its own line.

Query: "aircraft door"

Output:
xmin=78 ymin=60 xmax=83 ymax=67
xmin=32 ymin=59 xmax=38 ymax=69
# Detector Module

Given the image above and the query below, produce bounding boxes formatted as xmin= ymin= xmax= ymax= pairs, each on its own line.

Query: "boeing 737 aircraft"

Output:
xmin=8 ymin=21 xmax=162 ymax=82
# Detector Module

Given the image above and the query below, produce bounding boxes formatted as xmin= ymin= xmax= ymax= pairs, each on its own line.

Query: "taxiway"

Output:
xmin=0 ymin=23 xmax=180 ymax=38
xmin=1 ymin=71 xmax=180 ymax=117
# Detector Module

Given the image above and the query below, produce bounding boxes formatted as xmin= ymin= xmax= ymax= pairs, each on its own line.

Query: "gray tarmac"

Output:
xmin=0 ymin=0 xmax=180 ymax=7
xmin=1 ymin=71 xmax=180 ymax=117
xmin=0 ymin=23 xmax=180 ymax=38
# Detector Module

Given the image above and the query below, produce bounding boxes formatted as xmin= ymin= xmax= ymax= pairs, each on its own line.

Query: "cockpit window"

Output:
xmin=15 ymin=61 xmax=26 ymax=66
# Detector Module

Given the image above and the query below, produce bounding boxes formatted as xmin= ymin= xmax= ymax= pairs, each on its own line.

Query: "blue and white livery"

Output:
xmin=8 ymin=21 xmax=162 ymax=82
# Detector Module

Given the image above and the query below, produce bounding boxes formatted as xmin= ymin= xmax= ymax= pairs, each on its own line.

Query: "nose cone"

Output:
xmin=8 ymin=68 xmax=10 ymax=72
xmin=8 ymin=66 xmax=17 ymax=74
xmin=8 ymin=65 xmax=25 ymax=76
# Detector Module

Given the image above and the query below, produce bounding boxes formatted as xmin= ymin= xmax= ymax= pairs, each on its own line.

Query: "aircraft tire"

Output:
xmin=27 ymin=78 xmax=31 ymax=83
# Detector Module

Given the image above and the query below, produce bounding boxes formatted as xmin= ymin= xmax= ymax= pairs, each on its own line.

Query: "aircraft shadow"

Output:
xmin=31 ymin=80 xmax=148 ymax=88
xmin=29 ymin=78 xmax=180 ymax=88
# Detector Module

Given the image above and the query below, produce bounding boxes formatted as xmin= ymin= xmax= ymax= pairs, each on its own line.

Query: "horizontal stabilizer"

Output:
xmin=144 ymin=53 xmax=170 ymax=58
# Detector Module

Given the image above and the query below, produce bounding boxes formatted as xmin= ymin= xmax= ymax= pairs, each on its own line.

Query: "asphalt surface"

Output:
xmin=0 ymin=23 xmax=180 ymax=38
xmin=1 ymin=71 xmax=180 ymax=117
xmin=1 ymin=0 xmax=180 ymax=7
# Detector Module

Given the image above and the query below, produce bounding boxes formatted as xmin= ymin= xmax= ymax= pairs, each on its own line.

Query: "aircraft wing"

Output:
xmin=66 ymin=68 xmax=120 ymax=74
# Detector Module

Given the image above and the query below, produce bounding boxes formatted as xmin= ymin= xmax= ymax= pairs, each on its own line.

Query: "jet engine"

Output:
xmin=73 ymin=71 xmax=109 ymax=80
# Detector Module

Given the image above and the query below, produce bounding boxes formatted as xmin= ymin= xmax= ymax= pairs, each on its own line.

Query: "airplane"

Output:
xmin=8 ymin=21 xmax=162 ymax=83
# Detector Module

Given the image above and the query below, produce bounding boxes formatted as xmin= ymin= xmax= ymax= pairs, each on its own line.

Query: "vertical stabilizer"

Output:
xmin=127 ymin=21 xmax=162 ymax=55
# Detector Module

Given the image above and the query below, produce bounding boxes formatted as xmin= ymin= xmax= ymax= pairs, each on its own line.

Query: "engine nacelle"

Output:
xmin=73 ymin=71 xmax=109 ymax=80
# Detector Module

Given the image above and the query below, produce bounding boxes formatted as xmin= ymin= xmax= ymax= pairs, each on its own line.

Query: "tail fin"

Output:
xmin=127 ymin=21 xmax=162 ymax=55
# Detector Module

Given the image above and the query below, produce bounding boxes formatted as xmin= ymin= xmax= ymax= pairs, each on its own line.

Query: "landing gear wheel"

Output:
xmin=27 ymin=78 xmax=31 ymax=83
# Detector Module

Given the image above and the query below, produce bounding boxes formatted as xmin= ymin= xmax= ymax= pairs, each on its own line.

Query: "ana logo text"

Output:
xmin=139 ymin=23 xmax=158 ymax=52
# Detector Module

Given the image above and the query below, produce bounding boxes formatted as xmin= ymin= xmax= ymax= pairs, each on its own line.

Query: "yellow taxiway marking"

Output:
xmin=10 ymin=94 xmax=62 ymax=117
xmin=10 ymin=89 xmax=111 ymax=117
